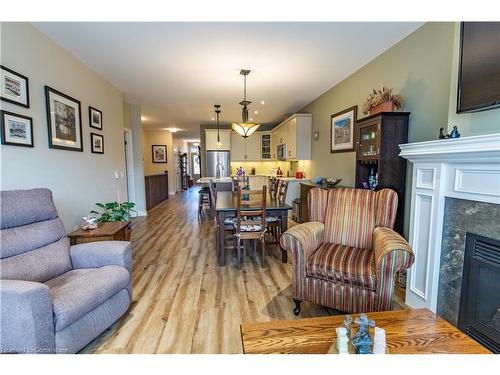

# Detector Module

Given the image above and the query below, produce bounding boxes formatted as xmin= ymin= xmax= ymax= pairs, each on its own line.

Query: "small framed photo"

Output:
xmin=1 ymin=110 xmax=34 ymax=147
xmin=330 ymin=105 xmax=357 ymax=153
xmin=1 ymin=65 xmax=30 ymax=108
xmin=89 ymin=106 xmax=102 ymax=130
xmin=45 ymin=86 xmax=83 ymax=152
xmin=152 ymin=144 xmax=167 ymax=163
xmin=90 ymin=132 xmax=104 ymax=154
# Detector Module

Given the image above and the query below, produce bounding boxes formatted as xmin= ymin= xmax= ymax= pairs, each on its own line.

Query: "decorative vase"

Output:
xmin=369 ymin=101 xmax=394 ymax=115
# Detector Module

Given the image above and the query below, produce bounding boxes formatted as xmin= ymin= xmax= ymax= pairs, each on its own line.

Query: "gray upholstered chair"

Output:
xmin=0 ymin=188 xmax=132 ymax=353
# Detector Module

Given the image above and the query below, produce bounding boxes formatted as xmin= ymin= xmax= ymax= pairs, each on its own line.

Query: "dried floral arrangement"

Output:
xmin=363 ymin=86 xmax=404 ymax=115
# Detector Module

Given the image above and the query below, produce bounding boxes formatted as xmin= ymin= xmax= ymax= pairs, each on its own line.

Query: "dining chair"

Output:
xmin=233 ymin=175 xmax=249 ymax=191
xmin=268 ymin=177 xmax=278 ymax=199
xmin=210 ymin=181 xmax=236 ymax=253
xmin=233 ymin=185 xmax=267 ymax=269
xmin=266 ymin=179 xmax=288 ymax=243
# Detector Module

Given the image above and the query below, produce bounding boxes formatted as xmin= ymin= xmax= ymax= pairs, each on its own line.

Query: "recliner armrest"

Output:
xmin=70 ymin=240 xmax=132 ymax=274
xmin=280 ymin=222 xmax=325 ymax=264
xmin=373 ymin=227 xmax=414 ymax=273
xmin=0 ymin=279 xmax=55 ymax=353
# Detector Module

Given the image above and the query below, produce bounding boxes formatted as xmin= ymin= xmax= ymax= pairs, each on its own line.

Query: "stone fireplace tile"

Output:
xmin=437 ymin=280 xmax=461 ymax=327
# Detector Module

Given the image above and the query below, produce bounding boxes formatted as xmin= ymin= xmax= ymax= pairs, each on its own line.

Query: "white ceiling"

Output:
xmin=34 ymin=22 xmax=423 ymax=140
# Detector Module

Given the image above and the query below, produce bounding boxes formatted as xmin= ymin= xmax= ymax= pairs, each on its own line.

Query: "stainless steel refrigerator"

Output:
xmin=205 ymin=150 xmax=230 ymax=178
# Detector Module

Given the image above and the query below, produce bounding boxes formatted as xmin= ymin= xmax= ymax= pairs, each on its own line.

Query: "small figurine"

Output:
xmin=449 ymin=125 xmax=461 ymax=138
xmin=439 ymin=127 xmax=446 ymax=139
xmin=343 ymin=315 xmax=352 ymax=337
xmin=352 ymin=314 xmax=375 ymax=354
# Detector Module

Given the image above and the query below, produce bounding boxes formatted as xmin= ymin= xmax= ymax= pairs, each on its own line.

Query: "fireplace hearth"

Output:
xmin=457 ymin=233 xmax=500 ymax=353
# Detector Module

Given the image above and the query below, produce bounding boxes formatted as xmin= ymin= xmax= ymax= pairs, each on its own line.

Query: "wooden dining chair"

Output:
xmin=210 ymin=181 xmax=237 ymax=252
xmin=266 ymin=179 xmax=289 ymax=243
xmin=268 ymin=177 xmax=278 ymax=199
xmin=233 ymin=185 xmax=267 ymax=269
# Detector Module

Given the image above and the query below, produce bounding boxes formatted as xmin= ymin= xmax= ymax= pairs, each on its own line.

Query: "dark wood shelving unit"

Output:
xmin=179 ymin=152 xmax=188 ymax=190
xmin=355 ymin=112 xmax=409 ymax=235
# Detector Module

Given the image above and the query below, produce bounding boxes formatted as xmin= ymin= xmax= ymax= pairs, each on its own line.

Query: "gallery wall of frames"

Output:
xmin=1 ymin=64 xmax=105 ymax=154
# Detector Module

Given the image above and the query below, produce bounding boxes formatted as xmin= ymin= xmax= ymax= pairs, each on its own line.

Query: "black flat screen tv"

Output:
xmin=457 ymin=22 xmax=500 ymax=113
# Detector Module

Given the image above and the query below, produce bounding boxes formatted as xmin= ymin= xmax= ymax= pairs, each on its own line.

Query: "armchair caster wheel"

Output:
xmin=293 ymin=298 xmax=302 ymax=316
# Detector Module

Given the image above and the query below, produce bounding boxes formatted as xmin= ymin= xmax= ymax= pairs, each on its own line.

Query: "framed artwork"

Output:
xmin=1 ymin=65 xmax=30 ymax=108
xmin=89 ymin=106 xmax=103 ymax=130
xmin=0 ymin=110 xmax=34 ymax=147
xmin=330 ymin=105 xmax=357 ymax=153
xmin=90 ymin=132 xmax=104 ymax=154
xmin=45 ymin=86 xmax=83 ymax=151
xmin=152 ymin=144 xmax=167 ymax=163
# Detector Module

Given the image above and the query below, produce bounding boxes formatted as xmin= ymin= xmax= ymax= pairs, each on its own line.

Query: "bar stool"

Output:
xmin=198 ymin=186 xmax=210 ymax=218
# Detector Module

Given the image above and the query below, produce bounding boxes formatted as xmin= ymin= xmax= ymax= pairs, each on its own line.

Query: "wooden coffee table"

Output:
xmin=240 ymin=308 xmax=491 ymax=354
xmin=68 ymin=221 xmax=131 ymax=245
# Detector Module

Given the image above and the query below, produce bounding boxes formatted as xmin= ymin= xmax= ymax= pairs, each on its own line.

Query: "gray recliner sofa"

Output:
xmin=0 ymin=188 xmax=132 ymax=353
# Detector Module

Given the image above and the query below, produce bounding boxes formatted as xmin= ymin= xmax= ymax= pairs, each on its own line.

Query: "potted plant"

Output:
xmin=90 ymin=202 xmax=137 ymax=227
xmin=363 ymin=85 xmax=404 ymax=115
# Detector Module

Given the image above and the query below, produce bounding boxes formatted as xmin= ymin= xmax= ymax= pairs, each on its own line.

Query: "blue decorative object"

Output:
xmin=448 ymin=125 xmax=461 ymax=138
xmin=368 ymin=168 xmax=377 ymax=191
xmin=241 ymin=185 xmax=250 ymax=200
xmin=315 ymin=176 xmax=324 ymax=185
xmin=352 ymin=314 xmax=375 ymax=354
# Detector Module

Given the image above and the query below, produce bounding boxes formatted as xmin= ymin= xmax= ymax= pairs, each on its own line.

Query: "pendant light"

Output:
xmin=232 ymin=69 xmax=260 ymax=138
xmin=214 ymin=104 xmax=223 ymax=149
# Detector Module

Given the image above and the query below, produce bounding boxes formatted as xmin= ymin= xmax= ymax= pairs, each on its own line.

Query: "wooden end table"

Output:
xmin=68 ymin=221 xmax=131 ymax=245
xmin=240 ymin=308 xmax=491 ymax=354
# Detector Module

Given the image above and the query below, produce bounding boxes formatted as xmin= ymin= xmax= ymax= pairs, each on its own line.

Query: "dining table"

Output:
xmin=215 ymin=190 xmax=292 ymax=266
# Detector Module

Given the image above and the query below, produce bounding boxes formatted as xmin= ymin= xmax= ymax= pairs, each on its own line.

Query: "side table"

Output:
xmin=68 ymin=221 xmax=131 ymax=245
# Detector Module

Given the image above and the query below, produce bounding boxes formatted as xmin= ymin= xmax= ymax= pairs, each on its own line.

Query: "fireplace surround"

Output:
xmin=399 ymin=133 xmax=500 ymax=312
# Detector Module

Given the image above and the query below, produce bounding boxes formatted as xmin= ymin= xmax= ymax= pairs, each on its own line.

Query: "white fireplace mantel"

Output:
xmin=399 ymin=133 xmax=500 ymax=312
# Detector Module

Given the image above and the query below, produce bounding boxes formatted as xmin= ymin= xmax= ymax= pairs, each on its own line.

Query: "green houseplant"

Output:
xmin=90 ymin=202 xmax=137 ymax=222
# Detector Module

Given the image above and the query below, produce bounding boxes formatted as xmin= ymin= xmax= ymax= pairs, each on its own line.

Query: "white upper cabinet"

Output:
xmin=271 ymin=113 xmax=312 ymax=160
xmin=230 ymin=131 xmax=260 ymax=161
xmin=205 ymin=129 xmax=231 ymax=150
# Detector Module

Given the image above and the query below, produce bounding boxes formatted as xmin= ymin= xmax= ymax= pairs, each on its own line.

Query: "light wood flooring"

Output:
xmin=82 ymin=186 xmax=405 ymax=354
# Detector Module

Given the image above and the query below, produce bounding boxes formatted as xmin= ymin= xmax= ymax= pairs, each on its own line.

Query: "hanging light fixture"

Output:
xmin=232 ymin=69 xmax=260 ymax=138
xmin=214 ymin=104 xmax=223 ymax=149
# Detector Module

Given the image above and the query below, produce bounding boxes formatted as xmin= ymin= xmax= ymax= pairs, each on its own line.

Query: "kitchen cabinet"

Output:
xmin=205 ymin=129 xmax=230 ymax=150
xmin=261 ymin=132 xmax=271 ymax=159
xmin=270 ymin=113 xmax=311 ymax=161
xmin=230 ymin=131 xmax=260 ymax=161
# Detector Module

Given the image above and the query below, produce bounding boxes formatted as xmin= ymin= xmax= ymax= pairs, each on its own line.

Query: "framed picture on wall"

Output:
xmin=152 ymin=144 xmax=167 ymax=163
xmin=45 ymin=86 xmax=83 ymax=151
xmin=330 ymin=105 xmax=357 ymax=153
xmin=0 ymin=110 xmax=34 ymax=147
xmin=90 ymin=132 xmax=104 ymax=154
xmin=0 ymin=65 xmax=30 ymax=108
xmin=89 ymin=106 xmax=103 ymax=130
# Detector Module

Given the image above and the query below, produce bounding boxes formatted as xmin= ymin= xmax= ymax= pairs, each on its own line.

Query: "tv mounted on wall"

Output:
xmin=457 ymin=22 xmax=500 ymax=113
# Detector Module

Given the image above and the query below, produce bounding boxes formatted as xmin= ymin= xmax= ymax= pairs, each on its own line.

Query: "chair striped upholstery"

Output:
xmin=280 ymin=187 xmax=415 ymax=313
xmin=324 ymin=188 xmax=376 ymax=250
xmin=307 ymin=188 xmax=328 ymax=223
xmin=375 ymin=189 xmax=398 ymax=229
xmin=306 ymin=243 xmax=376 ymax=290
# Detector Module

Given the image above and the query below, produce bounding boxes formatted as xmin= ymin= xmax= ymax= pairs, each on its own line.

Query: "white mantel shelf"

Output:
xmin=399 ymin=133 xmax=500 ymax=313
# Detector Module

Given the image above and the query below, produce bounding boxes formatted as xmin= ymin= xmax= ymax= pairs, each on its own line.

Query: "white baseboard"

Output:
xmin=136 ymin=211 xmax=148 ymax=216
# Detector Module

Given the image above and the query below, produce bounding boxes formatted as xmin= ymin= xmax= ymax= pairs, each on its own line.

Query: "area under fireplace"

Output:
xmin=437 ymin=197 xmax=500 ymax=353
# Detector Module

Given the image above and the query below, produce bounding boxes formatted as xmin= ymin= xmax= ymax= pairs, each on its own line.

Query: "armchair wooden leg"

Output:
xmin=260 ymin=238 xmax=266 ymax=268
xmin=293 ymin=298 xmax=302 ymax=316
xmin=236 ymin=237 xmax=242 ymax=270
xmin=281 ymin=247 xmax=287 ymax=263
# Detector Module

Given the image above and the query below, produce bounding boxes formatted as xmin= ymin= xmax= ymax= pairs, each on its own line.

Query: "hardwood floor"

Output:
xmin=82 ymin=186 xmax=405 ymax=354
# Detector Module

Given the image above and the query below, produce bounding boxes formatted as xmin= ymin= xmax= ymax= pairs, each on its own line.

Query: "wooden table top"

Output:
xmin=240 ymin=308 xmax=491 ymax=354
xmin=215 ymin=191 xmax=292 ymax=212
xmin=68 ymin=221 xmax=130 ymax=238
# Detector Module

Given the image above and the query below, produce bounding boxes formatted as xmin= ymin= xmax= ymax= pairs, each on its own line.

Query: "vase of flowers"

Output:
xmin=363 ymin=86 xmax=404 ymax=115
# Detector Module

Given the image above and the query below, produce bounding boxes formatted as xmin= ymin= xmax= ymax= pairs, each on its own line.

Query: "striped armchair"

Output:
xmin=280 ymin=187 xmax=414 ymax=315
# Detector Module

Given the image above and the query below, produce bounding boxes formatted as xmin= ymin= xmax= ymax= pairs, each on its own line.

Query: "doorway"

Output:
xmin=123 ymin=129 xmax=135 ymax=203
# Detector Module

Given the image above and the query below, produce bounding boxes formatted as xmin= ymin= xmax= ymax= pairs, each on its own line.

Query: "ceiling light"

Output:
xmin=261 ymin=100 xmax=265 ymax=105
xmin=232 ymin=69 xmax=260 ymax=138
xmin=214 ymin=104 xmax=223 ymax=149
xmin=211 ymin=117 xmax=215 ymax=121
xmin=250 ymin=118 xmax=253 ymax=121
xmin=141 ymin=116 xmax=148 ymax=121
xmin=254 ymin=110 xmax=258 ymax=114
xmin=166 ymin=128 xmax=178 ymax=133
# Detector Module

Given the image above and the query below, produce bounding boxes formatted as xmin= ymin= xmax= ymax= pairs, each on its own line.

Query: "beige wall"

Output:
xmin=142 ymin=129 xmax=175 ymax=194
xmin=0 ymin=22 xmax=127 ymax=231
xmin=446 ymin=23 xmax=500 ymax=136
